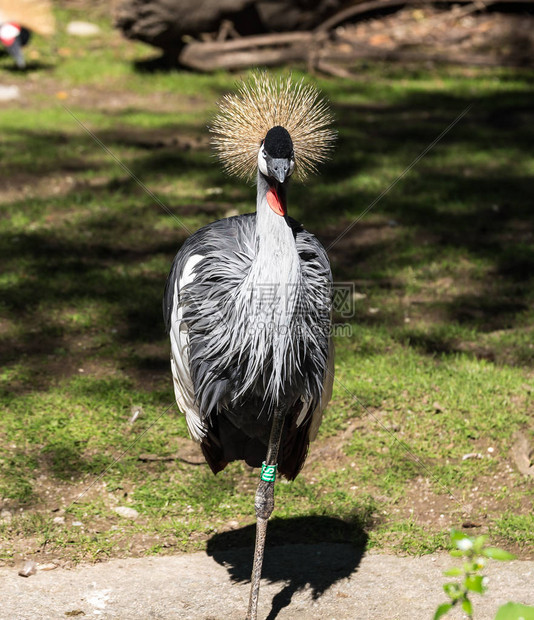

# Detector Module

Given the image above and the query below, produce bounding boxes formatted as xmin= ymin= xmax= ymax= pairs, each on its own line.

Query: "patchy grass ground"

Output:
xmin=1 ymin=5 xmax=533 ymax=568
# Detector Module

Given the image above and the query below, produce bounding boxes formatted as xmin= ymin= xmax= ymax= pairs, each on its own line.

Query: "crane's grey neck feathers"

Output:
xmin=229 ymin=170 xmax=303 ymax=406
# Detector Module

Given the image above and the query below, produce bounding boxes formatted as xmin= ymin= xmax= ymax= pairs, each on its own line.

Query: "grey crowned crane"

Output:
xmin=163 ymin=74 xmax=336 ymax=620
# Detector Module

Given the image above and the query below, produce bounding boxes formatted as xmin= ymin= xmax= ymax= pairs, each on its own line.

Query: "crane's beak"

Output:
xmin=267 ymin=157 xmax=292 ymax=184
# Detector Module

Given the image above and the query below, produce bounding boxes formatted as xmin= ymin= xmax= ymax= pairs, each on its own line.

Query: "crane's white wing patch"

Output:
xmin=170 ymin=254 xmax=206 ymax=441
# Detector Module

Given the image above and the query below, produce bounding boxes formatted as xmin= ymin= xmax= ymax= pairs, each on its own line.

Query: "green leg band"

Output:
xmin=260 ymin=462 xmax=277 ymax=482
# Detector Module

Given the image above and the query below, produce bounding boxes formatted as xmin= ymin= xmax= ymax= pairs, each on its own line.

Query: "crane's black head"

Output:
xmin=264 ymin=126 xmax=293 ymax=159
xmin=258 ymin=126 xmax=295 ymax=184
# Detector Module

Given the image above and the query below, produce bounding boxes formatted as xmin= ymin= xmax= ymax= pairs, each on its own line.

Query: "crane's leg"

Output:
xmin=246 ymin=407 xmax=285 ymax=620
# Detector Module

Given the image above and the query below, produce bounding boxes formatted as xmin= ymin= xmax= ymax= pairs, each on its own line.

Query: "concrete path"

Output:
xmin=2 ymin=545 xmax=533 ymax=619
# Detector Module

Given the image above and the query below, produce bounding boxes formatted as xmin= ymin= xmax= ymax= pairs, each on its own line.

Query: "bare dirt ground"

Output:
xmin=2 ymin=546 xmax=534 ymax=620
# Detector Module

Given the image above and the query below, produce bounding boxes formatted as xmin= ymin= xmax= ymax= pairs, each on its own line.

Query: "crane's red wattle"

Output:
xmin=266 ymin=188 xmax=286 ymax=216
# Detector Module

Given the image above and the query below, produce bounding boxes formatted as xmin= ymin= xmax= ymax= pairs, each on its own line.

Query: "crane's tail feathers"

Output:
xmin=201 ymin=403 xmax=312 ymax=480
xmin=210 ymin=72 xmax=336 ymax=182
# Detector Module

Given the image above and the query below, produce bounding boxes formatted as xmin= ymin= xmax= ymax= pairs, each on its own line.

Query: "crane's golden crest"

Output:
xmin=210 ymin=73 xmax=336 ymax=182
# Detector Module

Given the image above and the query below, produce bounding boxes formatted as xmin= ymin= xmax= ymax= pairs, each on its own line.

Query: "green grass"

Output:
xmin=1 ymin=3 xmax=533 ymax=564
xmin=368 ymin=519 xmax=451 ymax=555
xmin=492 ymin=514 xmax=534 ymax=549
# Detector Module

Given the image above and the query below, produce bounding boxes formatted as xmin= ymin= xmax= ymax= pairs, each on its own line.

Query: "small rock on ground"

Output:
xmin=0 ymin=86 xmax=20 ymax=101
xmin=113 ymin=506 xmax=139 ymax=519
xmin=66 ymin=21 xmax=101 ymax=36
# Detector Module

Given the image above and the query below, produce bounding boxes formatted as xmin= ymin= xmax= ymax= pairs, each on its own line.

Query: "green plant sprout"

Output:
xmin=435 ymin=530 xmax=534 ymax=620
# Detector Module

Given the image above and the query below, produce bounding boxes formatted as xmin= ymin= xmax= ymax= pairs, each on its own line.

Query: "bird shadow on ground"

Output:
xmin=207 ymin=515 xmax=367 ymax=620
xmin=0 ymin=58 xmax=55 ymax=73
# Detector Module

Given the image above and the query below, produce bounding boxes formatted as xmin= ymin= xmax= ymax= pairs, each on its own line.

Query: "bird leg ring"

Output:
xmin=246 ymin=409 xmax=285 ymax=620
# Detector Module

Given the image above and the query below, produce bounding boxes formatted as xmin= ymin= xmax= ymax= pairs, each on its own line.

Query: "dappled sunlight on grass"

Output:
xmin=1 ymin=3 xmax=533 ymax=564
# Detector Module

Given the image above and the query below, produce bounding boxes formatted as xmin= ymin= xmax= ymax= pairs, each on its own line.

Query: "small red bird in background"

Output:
xmin=0 ymin=22 xmax=30 ymax=68
xmin=0 ymin=0 xmax=55 ymax=69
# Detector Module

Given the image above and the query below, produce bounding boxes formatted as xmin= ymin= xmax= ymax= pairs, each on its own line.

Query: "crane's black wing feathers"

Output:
xmin=164 ymin=213 xmax=332 ymax=479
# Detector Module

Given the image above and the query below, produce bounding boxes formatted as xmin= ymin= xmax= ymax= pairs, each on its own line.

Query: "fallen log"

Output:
xmin=180 ymin=35 xmax=533 ymax=73
xmin=118 ymin=0 xmax=534 ymax=72
xmin=114 ymin=0 xmax=343 ymax=54
xmin=179 ymin=30 xmax=321 ymax=71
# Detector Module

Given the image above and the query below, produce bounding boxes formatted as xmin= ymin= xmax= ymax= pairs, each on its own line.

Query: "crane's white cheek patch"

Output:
xmin=258 ymin=146 xmax=268 ymax=176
